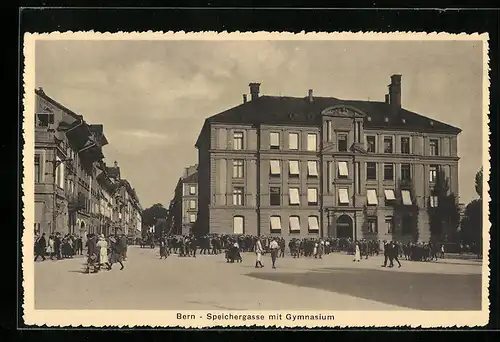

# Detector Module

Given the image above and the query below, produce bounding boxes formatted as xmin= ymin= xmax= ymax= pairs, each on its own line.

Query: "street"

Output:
xmin=35 ymin=246 xmax=482 ymax=311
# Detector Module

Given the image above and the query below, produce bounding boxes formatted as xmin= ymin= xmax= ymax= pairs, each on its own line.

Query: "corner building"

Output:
xmin=195 ymin=76 xmax=461 ymax=241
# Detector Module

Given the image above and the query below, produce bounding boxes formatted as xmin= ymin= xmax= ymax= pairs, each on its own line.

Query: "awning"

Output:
xmin=270 ymin=132 xmax=280 ymax=147
xmin=289 ymin=188 xmax=300 ymax=205
xmin=270 ymin=160 xmax=281 ymax=175
xmin=338 ymin=188 xmax=350 ymax=204
xmin=307 ymin=188 xmax=318 ymax=203
xmin=270 ymin=216 xmax=281 ymax=230
xmin=402 ymin=190 xmax=412 ymax=205
xmin=289 ymin=216 xmax=300 ymax=231
xmin=367 ymin=189 xmax=378 ymax=206
xmin=338 ymin=161 xmax=349 ymax=177
xmin=384 ymin=189 xmax=396 ymax=200
xmin=308 ymin=216 xmax=319 ymax=231
xmin=289 ymin=160 xmax=300 ymax=175
xmin=308 ymin=161 xmax=318 ymax=176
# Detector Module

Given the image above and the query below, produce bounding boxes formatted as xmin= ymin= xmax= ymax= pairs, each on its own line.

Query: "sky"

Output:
xmin=35 ymin=39 xmax=485 ymax=208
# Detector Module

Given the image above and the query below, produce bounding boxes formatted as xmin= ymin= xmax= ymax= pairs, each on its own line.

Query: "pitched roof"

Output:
xmin=182 ymin=171 xmax=198 ymax=184
xmin=202 ymin=95 xmax=461 ymax=134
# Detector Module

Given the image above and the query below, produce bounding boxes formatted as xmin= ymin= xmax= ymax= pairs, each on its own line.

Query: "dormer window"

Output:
xmin=36 ymin=112 xmax=55 ymax=128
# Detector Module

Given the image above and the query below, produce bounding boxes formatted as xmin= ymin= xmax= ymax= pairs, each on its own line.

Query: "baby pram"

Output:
xmin=225 ymin=245 xmax=243 ymax=263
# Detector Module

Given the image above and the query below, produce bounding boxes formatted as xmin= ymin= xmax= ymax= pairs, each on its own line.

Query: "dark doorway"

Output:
xmin=336 ymin=215 xmax=353 ymax=239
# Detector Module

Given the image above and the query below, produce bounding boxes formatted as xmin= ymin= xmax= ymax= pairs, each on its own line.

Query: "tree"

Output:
xmin=460 ymin=167 xmax=484 ymax=254
xmin=142 ymin=203 xmax=168 ymax=229
xmin=475 ymin=167 xmax=483 ymax=198
xmin=427 ymin=169 xmax=461 ymax=242
xmin=393 ymin=179 xmax=420 ymax=242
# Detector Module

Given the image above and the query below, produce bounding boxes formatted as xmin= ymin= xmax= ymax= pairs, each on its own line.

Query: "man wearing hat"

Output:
xmin=269 ymin=237 xmax=280 ymax=269
xmin=254 ymin=236 xmax=264 ymax=268
xmin=109 ymin=235 xmax=125 ymax=270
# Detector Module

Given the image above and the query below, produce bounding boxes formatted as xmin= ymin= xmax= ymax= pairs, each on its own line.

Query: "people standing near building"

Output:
xmin=47 ymin=234 xmax=55 ymax=260
xmin=389 ymin=241 xmax=402 ymax=268
xmin=269 ymin=238 xmax=279 ymax=269
xmin=254 ymin=236 xmax=264 ymax=268
xmin=120 ymin=234 xmax=128 ymax=261
xmin=109 ymin=236 xmax=125 ymax=270
xmin=381 ymin=240 xmax=389 ymax=267
xmin=279 ymin=238 xmax=285 ymax=258
xmin=34 ymin=232 xmax=47 ymax=261
xmin=353 ymin=242 xmax=361 ymax=262
xmin=54 ymin=233 xmax=62 ymax=260
xmin=85 ymin=234 xmax=99 ymax=273
xmin=159 ymin=237 xmax=168 ymax=259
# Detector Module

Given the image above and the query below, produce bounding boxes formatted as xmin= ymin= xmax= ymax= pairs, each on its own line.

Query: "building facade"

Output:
xmin=168 ymin=165 xmax=199 ymax=235
xmin=34 ymin=88 xmax=142 ymax=237
xmin=195 ymin=76 xmax=461 ymax=242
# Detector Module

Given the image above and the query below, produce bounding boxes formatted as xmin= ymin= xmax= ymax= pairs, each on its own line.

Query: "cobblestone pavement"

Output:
xmin=34 ymin=246 xmax=482 ymax=311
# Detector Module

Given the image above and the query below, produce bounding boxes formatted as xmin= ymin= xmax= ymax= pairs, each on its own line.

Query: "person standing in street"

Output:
xmin=120 ymin=234 xmax=128 ymax=261
xmin=109 ymin=236 xmax=125 ymax=270
xmin=353 ymin=242 xmax=361 ymax=262
xmin=34 ymin=232 xmax=46 ymax=261
xmin=381 ymin=240 xmax=389 ymax=267
xmin=254 ymin=236 xmax=264 ymax=268
xmin=389 ymin=241 xmax=402 ymax=268
xmin=269 ymin=238 xmax=279 ymax=269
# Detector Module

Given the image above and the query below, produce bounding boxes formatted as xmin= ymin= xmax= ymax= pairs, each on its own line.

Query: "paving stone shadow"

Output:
xmin=246 ymin=267 xmax=482 ymax=310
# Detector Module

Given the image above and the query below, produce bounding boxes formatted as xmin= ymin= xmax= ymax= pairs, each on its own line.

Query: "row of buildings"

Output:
xmin=34 ymin=88 xmax=143 ymax=238
xmin=170 ymin=75 xmax=463 ymax=242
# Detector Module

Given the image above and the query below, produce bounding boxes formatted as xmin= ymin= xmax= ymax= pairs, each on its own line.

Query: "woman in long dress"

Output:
xmin=353 ymin=242 xmax=361 ymax=262
xmin=97 ymin=234 xmax=111 ymax=270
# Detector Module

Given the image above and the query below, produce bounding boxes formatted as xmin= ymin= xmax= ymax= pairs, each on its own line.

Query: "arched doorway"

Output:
xmin=336 ymin=215 xmax=353 ymax=239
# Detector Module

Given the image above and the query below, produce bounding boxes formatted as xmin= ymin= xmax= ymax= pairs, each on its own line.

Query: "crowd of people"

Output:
xmin=34 ymin=231 xmax=129 ymax=274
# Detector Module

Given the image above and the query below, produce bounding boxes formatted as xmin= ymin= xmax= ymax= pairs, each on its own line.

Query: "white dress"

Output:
xmin=354 ymin=245 xmax=361 ymax=262
xmin=97 ymin=239 xmax=108 ymax=264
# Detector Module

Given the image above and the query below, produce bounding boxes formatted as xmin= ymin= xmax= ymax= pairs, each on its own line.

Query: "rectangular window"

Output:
xmin=189 ymin=200 xmax=196 ymax=209
xmin=233 ymin=160 xmax=244 ymax=178
xmin=401 ymin=137 xmax=411 ymax=154
xmin=338 ymin=161 xmax=349 ymax=177
xmin=338 ymin=133 xmax=348 ymax=152
xmin=385 ymin=216 xmax=394 ymax=234
xmin=355 ymin=162 xmax=361 ymax=194
xmin=270 ymin=160 xmax=281 ymax=176
xmin=189 ymin=185 xmax=196 ymax=195
xmin=289 ymin=216 xmax=300 ymax=232
xmin=270 ymin=187 xmax=281 ymax=206
xmin=308 ymin=216 xmax=320 ymax=232
xmin=233 ymin=187 xmax=244 ymax=206
xmin=288 ymin=160 xmax=300 ymax=177
xmin=366 ymin=135 xmax=376 ymax=153
xmin=366 ymin=189 xmax=378 ymax=206
xmin=307 ymin=161 xmax=318 ymax=177
xmin=338 ymin=188 xmax=349 ymax=205
xmin=402 ymin=190 xmax=412 ymax=206
xmin=384 ymin=189 xmax=396 ymax=201
xmin=430 ymin=196 xmax=439 ymax=208
xmin=367 ymin=217 xmax=378 ymax=234
xmin=189 ymin=214 xmax=197 ymax=223
xmin=307 ymin=188 xmax=318 ymax=205
xmin=327 ymin=121 xmax=332 ymax=141
xmin=307 ymin=133 xmax=317 ymax=151
xmin=366 ymin=162 xmax=377 ymax=180
xmin=289 ymin=188 xmax=300 ymax=205
xmin=384 ymin=136 xmax=393 ymax=153
xmin=233 ymin=132 xmax=244 ymax=150
xmin=430 ymin=139 xmax=439 ymax=156
xmin=384 ymin=163 xmax=394 ymax=181
xmin=233 ymin=216 xmax=244 ymax=234
xmin=401 ymin=164 xmax=411 ymax=182
xmin=429 ymin=165 xmax=438 ymax=183
xmin=270 ymin=132 xmax=280 ymax=149
xmin=36 ymin=112 xmax=55 ymax=127
xmin=34 ymin=154 xmax=41 ymax=183
xmin=289 ymin=133 xmax=299 ymax=150
xmin=270 ymin=216 xmax=282 ymax=233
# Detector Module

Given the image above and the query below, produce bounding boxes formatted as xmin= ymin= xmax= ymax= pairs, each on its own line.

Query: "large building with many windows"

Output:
xmin=34 ymin=88 xmax=143 ymax=238
xmin=168 ymin=165 xmax=199 ymax=235
xmin=195 ymin=75 xmax=461 ymax=241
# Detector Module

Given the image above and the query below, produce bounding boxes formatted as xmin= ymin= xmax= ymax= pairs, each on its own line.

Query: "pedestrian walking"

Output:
xmin=109 ymin=236 xmax=125 ymax=270
xmin=97 ymin=234 xmax=111 ymax=270
xmin=353 ymin=242 xmax=361 ymax=262
xmin=269 ymin=238 xmax=279 ymax=269
xmin=381 ymin=240 xmax=389 ymax=267
xmin=34 ymin=232 xmax=47 ymax=261
xmin=389 ymin=241 xmax=402 ymax=268
xmin=255 ymin=237 xmax=264 ymax=268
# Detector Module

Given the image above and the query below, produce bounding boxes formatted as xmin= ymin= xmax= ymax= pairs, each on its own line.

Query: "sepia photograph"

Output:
xmin=22 ymin=32 xmax=490 ymax=327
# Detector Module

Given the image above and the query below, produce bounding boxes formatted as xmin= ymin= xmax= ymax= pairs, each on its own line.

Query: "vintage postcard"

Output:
xmin=22 ymin=31 xmax=490 ymax=328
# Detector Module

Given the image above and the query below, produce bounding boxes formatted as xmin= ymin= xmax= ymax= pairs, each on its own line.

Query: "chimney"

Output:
xmin=249 ymin=83 xmax=261 ymax=101
xmin=385 ymin=94 xmax=390 ymax=104
xmin=243 ymin=94 xmax=247 ymax=103
xmin=388 ymin=74 xmax=402 ymax=109
xmin=308 ymin=89 xmax=313 ymax=103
